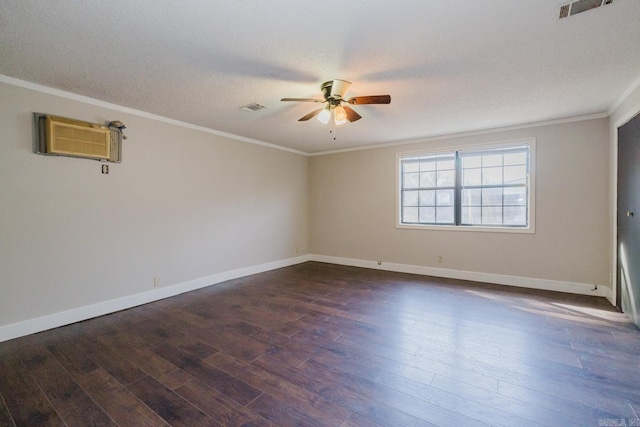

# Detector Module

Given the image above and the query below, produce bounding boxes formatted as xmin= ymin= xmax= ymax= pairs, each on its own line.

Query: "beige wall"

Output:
xmin=309 ymin=118 xmax=611 ymax=290
xmin=0 ymin=82 xmax=309 ymax=328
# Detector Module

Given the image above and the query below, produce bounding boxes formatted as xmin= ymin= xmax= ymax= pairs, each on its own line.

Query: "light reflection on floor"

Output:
xmin=464 ymin=288 xmax=633 ymax=327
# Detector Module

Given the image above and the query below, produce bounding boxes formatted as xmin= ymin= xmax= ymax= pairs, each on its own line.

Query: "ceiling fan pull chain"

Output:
xmin=329 ymin=109 xmax=335 ymax=139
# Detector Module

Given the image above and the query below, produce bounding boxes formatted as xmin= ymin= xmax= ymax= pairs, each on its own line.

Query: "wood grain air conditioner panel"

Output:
xmin=45 ymin=115 xmax=111 ymax=160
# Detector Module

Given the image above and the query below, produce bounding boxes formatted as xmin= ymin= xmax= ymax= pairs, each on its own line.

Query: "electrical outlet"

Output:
xmin=154 ymin=277 xmax=160 ymax=287
xmin=438 ymin=255 xmax=443 ymax=263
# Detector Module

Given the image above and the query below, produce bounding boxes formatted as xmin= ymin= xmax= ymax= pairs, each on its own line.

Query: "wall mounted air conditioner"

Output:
xmin=559 ymin=0 xmax=613 ymax=19
xmin=34 ymin=113 xmax=122 ymax=162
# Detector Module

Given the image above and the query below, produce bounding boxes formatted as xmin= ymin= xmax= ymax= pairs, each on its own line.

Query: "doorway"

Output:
xmin=617 ymin=112 xmax=640 ymax=327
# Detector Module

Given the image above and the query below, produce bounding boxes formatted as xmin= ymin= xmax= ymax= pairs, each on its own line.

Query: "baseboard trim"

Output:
xmin=1 ymin=253 xmax=612 ymax=343
xmin=0 ymin=255 xmax=312 ymax=343
xmin=603 ymin=286 xmax=615 ymax=306
xmin=310 ymin=254 xmax=609 ymax=298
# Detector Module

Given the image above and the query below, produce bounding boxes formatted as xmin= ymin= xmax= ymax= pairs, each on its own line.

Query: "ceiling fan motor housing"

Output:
xmin=322 ymin=79 xmax=351 ymax=100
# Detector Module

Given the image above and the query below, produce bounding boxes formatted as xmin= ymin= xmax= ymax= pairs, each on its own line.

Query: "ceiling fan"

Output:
xmin=281 ymin=80 xmax=390 ymax=137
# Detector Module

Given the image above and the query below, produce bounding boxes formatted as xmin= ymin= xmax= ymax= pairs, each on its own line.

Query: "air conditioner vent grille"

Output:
xmin=559 ymin=0 xmax=613 ymax=19
xmin=46 ymin=116 xmax=110 ymax=159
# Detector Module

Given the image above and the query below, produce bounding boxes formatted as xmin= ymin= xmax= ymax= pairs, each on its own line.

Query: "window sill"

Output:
xmin=396 ymin=223 xmax=535 ymax=234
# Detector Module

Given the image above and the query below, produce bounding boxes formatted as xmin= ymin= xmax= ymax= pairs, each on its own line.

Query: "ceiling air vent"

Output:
xmin=559 ymin=0 xmax=613 ymax=19
xmin=241 ymin=102 xmax=266 ymax=112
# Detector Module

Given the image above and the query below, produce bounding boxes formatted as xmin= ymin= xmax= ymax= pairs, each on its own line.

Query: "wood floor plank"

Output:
xmin=248 ymin=332 xmax=311 ymax=368
xmin=497 ymin=378 xmax=634 ymax=421
xmin=251 ymin=354 xmax=421 ymax=427
xmin=246 ymin=393 xmax=319 ymax=427
xmin=429 ymin=373 xmax=584 ymax=426
xmin=206 ymin=351 xmax=351 ymax=427
xmin=126 ymin=376 xmax=215 ymax=427
xmin=19 ymin=346 xmax=116 ymax=426
xmin=340 ymin=411 xmax=389 ymax=427
xmin=71 ymin=334 xmax=147 ymax=386
xmin=0 ymin=393 xmax=17 ymax=427
xmin=104 ymin=336 xmax=195 ymax=391
xmin=79 ymin=369 xmax=170 ymax=426
xmin=298 ymin=358 xmax=491 ymax=427
xmin=176 ymin=379 xmax=275 ymax=427
xmin=152 ymin=342 xmax=262 ymax=406
xmin=0 ymin=357 xmax=64 ymax=426
xmin=44 ymin=338 xmax=100 ymax=378
xmin=273 ymin=329 xmax=386 ymax=381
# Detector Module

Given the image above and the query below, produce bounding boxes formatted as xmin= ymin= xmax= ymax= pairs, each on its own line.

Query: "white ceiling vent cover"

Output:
xmin=559 ymin=0 xmax=613 ymax=19
xmin=241 ymin=103 xmax=267 ymax=112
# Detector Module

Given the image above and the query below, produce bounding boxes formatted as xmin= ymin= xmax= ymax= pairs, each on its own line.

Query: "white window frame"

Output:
xmin=396 ymin=138 xmax=536 ymax=233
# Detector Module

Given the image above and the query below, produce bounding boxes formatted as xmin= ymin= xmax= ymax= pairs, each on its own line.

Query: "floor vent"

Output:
xmin=559 ymin=0 xmax=613 ymax=19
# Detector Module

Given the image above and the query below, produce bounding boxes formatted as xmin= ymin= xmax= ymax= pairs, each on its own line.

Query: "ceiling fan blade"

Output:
xmin=281 ymin=98 xmax=324 ymax=103
xmin=347 ymin=95 xmax=391 ymax=105
xmin=298 ymin=108 xmax=324 ymax=121
xmin=343 ymin=106 xmax=362 ymax=122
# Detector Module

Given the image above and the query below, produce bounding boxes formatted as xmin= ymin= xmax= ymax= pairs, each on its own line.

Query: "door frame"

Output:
xmin=612 ymin=103 xmax=640 ymax=309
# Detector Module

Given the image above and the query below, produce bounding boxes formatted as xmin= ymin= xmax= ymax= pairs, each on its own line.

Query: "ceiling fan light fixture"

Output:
xmin=317 ymin=108 xmax=330 ymax=124
xmin=334 ymin=105 xmax=348 ymax=125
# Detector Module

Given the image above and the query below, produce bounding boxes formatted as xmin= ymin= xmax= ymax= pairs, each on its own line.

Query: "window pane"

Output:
xmin=482 ymin=188 xmax=502 ymax=206
xmin=504 ymin=206 xmax=527 ymax=225
xmin=462 ymin=156 xmax=481 ymax=168
xmin=463 ymin=168 xmax=481 ymax=186
xmin=504 ymin=187 xmax=526 ymax=206
xmin=404 ymin=172 xmax=419 ymax=189
xmin=483 ymin=154 xmax=503 ymax=167
xmin=436 ymin=206 xmax=454 ymax=223
xmin=504 ymin=165 xmax=526 ymax=185
xmin=438 ymin=159 xmax=455 ymax=170
xmin=482 ymin=167 xmax=503 ymax=185
xmin=462 ymin=206 xmax=481 ymax=224
xmin=419 ymin=190 xmax=435 ymax=206
xmin=482 ymin=207 xmax=503 ymax=224
xmin=437 ymin=170 xmax=455 ymax=187
xmin=403 ymin=190 xmax=418 ymax=206
xmin=420 ymin=171 xmax=436 ymax=188
xmin=419 ymin=160 xmax=436 ymax=171
xmin=403 ymin=207 xmax=418 ymax=223
xmin=436 ymin=189 xmax=454 ymax=206
xmin=419 ymin=207 xmax=435 ymax=223
xmin=462 ymin=189 xmax=481 ymax=206
xmin=404 ymin=162 xmax=419 ymax=173
xmin=504 ymin=152 xmax=526 ymax=166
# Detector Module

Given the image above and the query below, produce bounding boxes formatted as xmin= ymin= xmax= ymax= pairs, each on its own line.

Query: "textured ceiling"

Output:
xmin=1 ymin=0 xmax=639 ymax=154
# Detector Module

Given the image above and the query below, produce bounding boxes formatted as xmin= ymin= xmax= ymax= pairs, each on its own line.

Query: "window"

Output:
xmin=398 ymin=140 xmax=534 ymax=231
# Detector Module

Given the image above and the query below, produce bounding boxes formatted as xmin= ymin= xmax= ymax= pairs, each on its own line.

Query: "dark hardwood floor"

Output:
xmin=1 ymin=262 xmax=639 ymax=426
